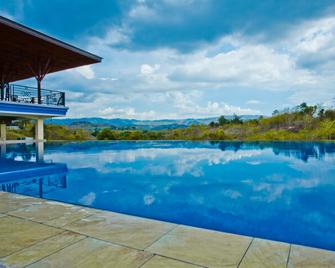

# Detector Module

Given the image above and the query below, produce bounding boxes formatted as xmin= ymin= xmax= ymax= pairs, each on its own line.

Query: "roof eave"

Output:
xmin=0 ymin=16 xmax=102 ymax=63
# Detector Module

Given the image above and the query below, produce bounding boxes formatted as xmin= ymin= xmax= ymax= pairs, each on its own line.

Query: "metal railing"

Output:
xmin=0 ymin=84 xmax=65 ymax=106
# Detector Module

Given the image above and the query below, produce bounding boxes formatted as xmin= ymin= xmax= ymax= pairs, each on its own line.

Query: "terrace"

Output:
xmin=0 ymin=84 xmax=68 ymax=120
xmin=1 ymin=84 xmax=65 ymax=107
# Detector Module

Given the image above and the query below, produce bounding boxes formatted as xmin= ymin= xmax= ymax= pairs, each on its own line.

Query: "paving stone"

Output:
xmin=27 ymin=237 xmax=152 ymax=268
xmin=64 ymin=211 xmax=176 ymax=250
xmin=0 ymin=191 xmax=43 ymax=213
xmin=288 ymin=244 xmax=335 ymax=268
xmin=1 ymin=231 xmax=85 ymax=268
xmin=8 ymin=201 xmax=93 ymax=225
xmin=0 ymin=215 xmax=62 ymax=258
xmin=239 ymin=238 xmax=290 ymax=268
xmin=142 ymin=255 xmax=203 ymax=268
xmin=147 ymin=225 xmax=252 ymax=268
xmin=45 ymin=207 xmax=95 ymax=227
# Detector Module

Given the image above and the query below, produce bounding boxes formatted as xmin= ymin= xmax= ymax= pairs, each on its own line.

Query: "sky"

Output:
xmin=1 ymin=0 xmax=335 ymax=119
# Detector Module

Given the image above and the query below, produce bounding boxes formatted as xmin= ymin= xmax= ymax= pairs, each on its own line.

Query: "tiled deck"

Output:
xmin=0 ymin=191 xmax=334 ymax=268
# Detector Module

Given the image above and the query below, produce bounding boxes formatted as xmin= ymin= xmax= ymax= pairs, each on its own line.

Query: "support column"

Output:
xmin=0 ymin=124 xmax=6 ymax=142
xmin=0 ymin=144 xmax=6 ymax=158
xmin=35 ymin=119 xmax=44 ymax=142
xmin=36 ymin=141 xmax=44 ymax=162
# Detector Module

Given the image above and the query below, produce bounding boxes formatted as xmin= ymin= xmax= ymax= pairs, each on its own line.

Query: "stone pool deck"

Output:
xmin=0 ymin=191 xmax=334 ymax=268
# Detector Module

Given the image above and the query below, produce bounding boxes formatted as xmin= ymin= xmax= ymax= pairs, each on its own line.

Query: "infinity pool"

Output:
xmin=1 ymin=141 xmax=335 ymax=251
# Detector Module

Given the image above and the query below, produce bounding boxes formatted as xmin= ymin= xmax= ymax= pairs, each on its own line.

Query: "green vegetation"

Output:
xmin=8 ymin=103 xmax=335 ymax=141
xmin=8 ymin=121 xmax=94 ymax=141
xmin=94 ymin=103 xmax=335 ymax=141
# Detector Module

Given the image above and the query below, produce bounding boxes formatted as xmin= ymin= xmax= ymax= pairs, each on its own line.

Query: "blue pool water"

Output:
xmin=1 ymin=141 xmax=335 ymax=250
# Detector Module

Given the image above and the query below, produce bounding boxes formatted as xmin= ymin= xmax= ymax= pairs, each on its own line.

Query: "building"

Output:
xmin=0 ymin=16 xmax=102 ymax=143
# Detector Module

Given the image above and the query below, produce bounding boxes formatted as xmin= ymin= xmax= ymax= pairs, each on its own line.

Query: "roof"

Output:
xmin=0 ymin=16 xmax=102 ymax=82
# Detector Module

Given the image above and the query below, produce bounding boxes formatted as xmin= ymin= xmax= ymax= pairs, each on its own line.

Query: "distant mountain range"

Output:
xmin=46 ymin=115 xmax=261 ymax=131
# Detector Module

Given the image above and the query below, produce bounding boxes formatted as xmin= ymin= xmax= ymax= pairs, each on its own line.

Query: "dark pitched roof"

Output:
xmin=0 ymin=16 xmax=102 ymax=82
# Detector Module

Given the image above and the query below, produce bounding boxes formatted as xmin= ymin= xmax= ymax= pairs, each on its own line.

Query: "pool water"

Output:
xmin=1 ymin=141 xmax=335 ymax=250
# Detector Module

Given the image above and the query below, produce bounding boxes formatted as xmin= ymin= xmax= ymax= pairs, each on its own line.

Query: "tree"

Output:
xmin=231 ymin=114 xmax=243 ymax=124
xmin=318 ymin=108 xmax=325 ymax=119
xmin=272 ymin=110 xmax=280 ymax=116
xmin=218 ymin=116 xmax=229 ymax=126
xmin=297 ymin=102 xmax=316 ymax=116
xmin=96 ymin=128 xmax=116 ymax=140
xmin=324 ymin=109 xmax=335 ymax=120
xmin=209 ymin=121 xmax=219 ymax=128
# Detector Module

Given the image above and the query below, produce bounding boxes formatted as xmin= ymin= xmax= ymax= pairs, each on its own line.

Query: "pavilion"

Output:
xmin=0 ymin=16 xmax=102 ymax=143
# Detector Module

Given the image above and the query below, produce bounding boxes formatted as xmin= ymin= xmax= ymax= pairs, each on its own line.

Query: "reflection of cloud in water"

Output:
xmin=46 ymin=148 xmax=262 ymax=177
xmin=143 ymin=194 xmax=155 ymax=205
xmin=79 ymin=192 xmax=96 ymax=206
xmin=248 ymin=175 xmax=327 ymax=203
xmin=247 ymin=161 xmax=262 ymax=165
xmin=222 ymin=189 xmax=242 ymax=199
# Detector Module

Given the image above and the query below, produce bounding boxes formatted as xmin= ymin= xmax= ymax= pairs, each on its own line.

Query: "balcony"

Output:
xmin=0 ymin=84 xmax=68 ymax=118
xmin=1 ymin=84 xmax=65 ymax=106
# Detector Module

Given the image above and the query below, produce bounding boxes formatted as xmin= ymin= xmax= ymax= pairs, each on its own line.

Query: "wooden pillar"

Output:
xmin=28 ymin=58 xmax=52 ymax=105
xmin=37 ymin=79 xmax=42 ymax=104
xmin=0 ymin=124 xmax=6 ymax=142
xmin=35 ymin=119 xmax=44 ymax=142
xmin=0 ymin=83 xmax=4 ymax=101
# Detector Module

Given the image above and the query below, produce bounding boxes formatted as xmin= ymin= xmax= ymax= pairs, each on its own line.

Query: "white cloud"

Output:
xmin=42 ymin=14 xmax=335 ymax=119
xmin=99 ymin=106 xmax=157 ymax=120
xmin=90 ymin=27 xmax=131 ymax=47
xmin=169 ymin=91 xmax=260 ymax=117
xmin=170 ymin=43 xmax=315 ymax=89
xmin=73 ymin=66 xmax=95 ymax=79
xmin=140 ymin=64 xmax=160 ymax=75
xmin=129 ymin=4 xmax=157 ymax=20
xmin=246 ymin=100 xmax=262 ymax=105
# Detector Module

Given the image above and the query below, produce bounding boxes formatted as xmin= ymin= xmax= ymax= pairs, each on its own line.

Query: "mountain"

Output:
xmin=46 ymin=115 xmax=261 ymax=131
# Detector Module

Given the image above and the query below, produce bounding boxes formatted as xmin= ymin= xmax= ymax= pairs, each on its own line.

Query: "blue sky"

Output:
xmin=1 ymin=0 xmax=335 ymax=119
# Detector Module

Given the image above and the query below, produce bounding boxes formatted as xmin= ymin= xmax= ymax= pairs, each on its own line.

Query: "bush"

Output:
xmin=96 ymin=128 xmax=116 ymax=140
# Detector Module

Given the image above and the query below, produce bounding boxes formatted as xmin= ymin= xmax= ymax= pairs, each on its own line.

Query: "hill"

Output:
xmin=45 ymin=115 xmax=261 ymax=131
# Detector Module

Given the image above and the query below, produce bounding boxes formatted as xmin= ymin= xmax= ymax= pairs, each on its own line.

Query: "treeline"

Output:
xmin=8 ymin=122 xmax=94 ymax=141
xmin=7 ymin=103 xmax=335 ymax=141
xmin=95 ymin=103 xmax=335 ymax=141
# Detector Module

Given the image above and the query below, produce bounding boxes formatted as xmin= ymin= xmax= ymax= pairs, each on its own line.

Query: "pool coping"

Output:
xmin=0 ymin=191 xmax=334 ymax=267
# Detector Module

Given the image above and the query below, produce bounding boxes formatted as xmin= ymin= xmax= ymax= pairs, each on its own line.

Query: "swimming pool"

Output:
xmin=1 ymin=141 xmax=335 ymax=251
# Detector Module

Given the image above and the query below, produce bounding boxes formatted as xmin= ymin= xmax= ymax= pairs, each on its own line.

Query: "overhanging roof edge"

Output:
xmin=0 ymin=16 xmax=102 ymax=62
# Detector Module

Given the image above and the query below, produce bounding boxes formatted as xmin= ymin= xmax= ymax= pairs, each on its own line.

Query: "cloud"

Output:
xmin=113 ymin=0 xmax=335 ymax=51
xmin=140 ymin=64 xmax=160 ymax=75
xmin=246 ymin=100 xmax=262 ymax=105
xmin=73 ymin=66 xmax=95 ymax=80
xmin=168 ymin=91 xmax=260 ymax=117
xmin=170 ymin=42 xmax=316 ymax=89
xmin=285 ymin=17 xmax=335 ymax=72
xmin=43 ymin=16 xmax=335 ymax=118
xmin=99 ymin=107 xmax=157 ymax=120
